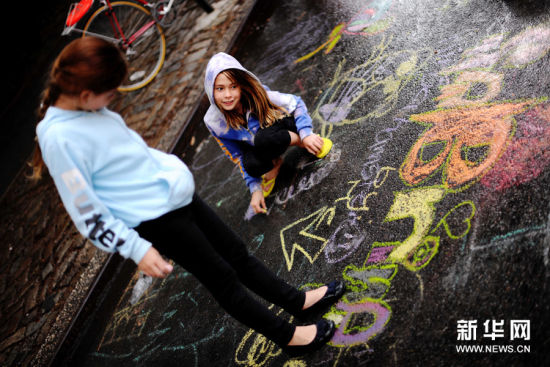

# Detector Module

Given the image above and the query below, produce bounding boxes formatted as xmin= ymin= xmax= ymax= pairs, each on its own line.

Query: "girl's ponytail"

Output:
xmin=29 ymin=83 xmax=62 ymax=180
xmin=28 ymin=37 xmax=127 ymax=180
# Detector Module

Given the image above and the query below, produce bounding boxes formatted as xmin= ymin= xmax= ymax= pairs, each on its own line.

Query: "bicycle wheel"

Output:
xmin=83 ymin=1 xmax=166 ymax=92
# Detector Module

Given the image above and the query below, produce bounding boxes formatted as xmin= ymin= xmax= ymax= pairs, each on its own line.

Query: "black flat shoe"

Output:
xmin=298 ymin=280 xmax=346 ymax=318
xmin=283 ymin=319 xmax=336 ymax=356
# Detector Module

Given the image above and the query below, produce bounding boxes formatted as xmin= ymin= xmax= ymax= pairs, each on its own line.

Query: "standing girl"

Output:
xmin=203 ymin=53 xmax=333 ymax=214
xmin=31 ymin=37 xmax=344 ymax=356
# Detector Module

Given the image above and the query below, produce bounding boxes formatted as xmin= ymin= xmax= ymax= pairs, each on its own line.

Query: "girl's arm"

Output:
xmin=41 ymin=133 xmax=152 ymax=265
xmin=266 ymin=90 xmax=314 ymax=140
xmin=291 ymin=95 xmax=314 ymax=140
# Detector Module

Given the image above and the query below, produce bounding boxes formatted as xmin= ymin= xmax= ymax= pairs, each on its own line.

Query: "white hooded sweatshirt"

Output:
xmin=203 ymin=52 xmax=314 ymax=193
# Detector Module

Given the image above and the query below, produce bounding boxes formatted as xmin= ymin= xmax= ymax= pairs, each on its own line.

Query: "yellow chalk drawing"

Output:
xmin=343 ymin=263 xmax=398 ymax=299
xmin=400 ymin=100 xmax=541 ymax=192
xmin=335 ymin=167 xmax=395 ymax=211
xmin=280 ymin=206 xmax=336 ymax=271
xmin=431 ymin=200 xmax=476 ymax=240
xmin=234 ymin=306 xmax=283 ymax=366
xmin=407 ymin=235 xmax=440 ymax=270
xmin=312 ymin=37 xmax=431 ymax=138
xmin=384 ymin=186 xmax=446 ymax=269
xmin=335 ymin=180 xmax=375 ymax=211
xmin=294 ymin=23 xmax=345 ymax=64
xmin=283 ymin=361 xmax=307 ymax=367
xmin=295 ymin=1 xmax=394 ymax=64
xmin=234 ymin=330 xmax=281 ymax=366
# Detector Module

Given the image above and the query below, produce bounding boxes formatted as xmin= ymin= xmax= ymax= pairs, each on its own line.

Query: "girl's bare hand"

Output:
xmin=250 ymin=190 xmax=267 ymax=214
xmin=301 ymin=134 xmax=324 ymax=155
xmin=138 ymin=247 xmax=173 ymax=278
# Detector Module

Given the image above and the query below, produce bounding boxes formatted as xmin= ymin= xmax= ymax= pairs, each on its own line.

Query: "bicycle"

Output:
xmin=63 ymin=0 xmax=212 ymax=91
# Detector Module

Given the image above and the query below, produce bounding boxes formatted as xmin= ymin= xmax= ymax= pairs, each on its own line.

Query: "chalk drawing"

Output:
xmin=274 ymin=148 xmax=342 ymax=206
xmin=325 ymin=264 xmax=397 ymax=347
xmin=447 ymin=222 xmax=549 ymax=291
xmin=383 ymin=186 xmax=446 ymax=269
xmin=311 ymin=37 xmax=432 ymax=138
xmin=279 ymin=164 xmax=398 ymax=271
xmin=431 ymin=200 xmax=476 ymax=240
xmin=272 ymin=25 xmax=550 ymax=357
xmin=500 ymin=24 xmax=550 ymax=69
xmin=283 ymin=361 xmax=307 ymax=367
xmin=280 ymin=206 xmax=336 ymax=271
xmin=481 ymin=102 xmax=550 ymax=191
xmin=344 ymin=0 xmax=394 ymax=36
xmin=234 ymin=306 xmax=286 ymax=366
xmin=436 ymin=71 xmax=504 ymax=108
xmin=343 ymin=263 xmax=398 ymax=302
xmin=190 ymin=137 xmax=244 ymax=203
xmin=295 ymin=0 xmax=394 ymax=63
xmin=330 ymin=298 xmax=392 ymax=347
xmin=252 ymin=14 xmax=331 ymax=84
xmin=324 ymin=213 xmax=366 ymax=264
xmin=400 ymin=100 xmax=541 ymax=192
xmin=234 ymin=330 xmax=281 ymax=367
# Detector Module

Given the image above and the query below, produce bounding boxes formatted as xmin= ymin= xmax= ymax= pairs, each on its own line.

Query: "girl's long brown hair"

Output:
xmin=29 ymin=37 xmax=127 ymax=180
xmin=216 ymin=69 xmax=287 ymax=130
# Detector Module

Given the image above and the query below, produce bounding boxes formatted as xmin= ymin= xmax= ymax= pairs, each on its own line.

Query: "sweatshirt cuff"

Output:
xmin=249 ymin=181 xmax=262 ymax=194
xmin=129 ymin=239 xmax=153 ymax=265
xmin=299 ymin=127 xmax=313 ymax=141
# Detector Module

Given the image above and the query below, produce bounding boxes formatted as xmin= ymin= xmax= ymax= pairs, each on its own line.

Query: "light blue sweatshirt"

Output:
xmin=203 ymin=52 xmax=314 ymax=193
xmin=37 ymin=107 xmax=195 ymax=264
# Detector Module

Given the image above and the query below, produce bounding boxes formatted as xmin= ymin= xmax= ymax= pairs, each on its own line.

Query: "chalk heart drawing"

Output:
xmin=400 ymin=100 xmax=540 ymax=192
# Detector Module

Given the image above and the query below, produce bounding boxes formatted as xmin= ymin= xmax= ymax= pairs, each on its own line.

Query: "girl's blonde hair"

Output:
xmin=29 ymin=37 xmax=127 ymax=180
xmin=216 ymin=69 xmax=286 ymax=130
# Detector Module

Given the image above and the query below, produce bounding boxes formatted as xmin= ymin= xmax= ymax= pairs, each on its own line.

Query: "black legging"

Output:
xmin=241 ymin=115 xmax=298 ymax=178
xmin=135 ymin=194 xmax=305 ymax=346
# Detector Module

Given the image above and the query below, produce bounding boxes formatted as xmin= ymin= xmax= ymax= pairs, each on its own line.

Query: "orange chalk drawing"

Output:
xmin=400 ymin=101 xmax=540 ymax=191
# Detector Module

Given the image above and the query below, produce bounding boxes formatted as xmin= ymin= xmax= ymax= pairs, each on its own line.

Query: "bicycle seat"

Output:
xmin=66 ymin=0 xmax=94 ymax=27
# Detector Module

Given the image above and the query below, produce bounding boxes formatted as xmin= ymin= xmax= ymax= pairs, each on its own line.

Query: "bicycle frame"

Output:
xmin=62 ymin=0 xmax=174 ymax=39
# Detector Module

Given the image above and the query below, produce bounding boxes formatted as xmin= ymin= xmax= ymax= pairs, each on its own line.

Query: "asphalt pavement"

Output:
xmin=7 ymin=0 xmax=550 ymax=366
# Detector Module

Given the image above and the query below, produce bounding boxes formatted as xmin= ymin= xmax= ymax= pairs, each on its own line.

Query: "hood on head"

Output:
xmin=204 ymin=52 xmax=260 ymax=110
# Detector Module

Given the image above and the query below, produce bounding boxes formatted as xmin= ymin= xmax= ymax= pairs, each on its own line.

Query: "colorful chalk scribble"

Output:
xmin=295 ymin=0 xmax=394 ymax=63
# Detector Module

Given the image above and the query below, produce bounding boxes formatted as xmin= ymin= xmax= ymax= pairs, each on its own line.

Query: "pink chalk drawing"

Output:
xmin=331 ymin=299 xmax=391 ymax=347
xmin=365 ymin=245 xmax=394 ymax=264
xmin=481 ymin=102 xmax=550 ymax=191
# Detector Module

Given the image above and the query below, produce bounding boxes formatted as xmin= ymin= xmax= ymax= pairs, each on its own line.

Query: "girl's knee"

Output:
xmin=254 ymin=129 xmax=291 ymax=157
xmin=253 ymin=129 xmax=274 ymax=149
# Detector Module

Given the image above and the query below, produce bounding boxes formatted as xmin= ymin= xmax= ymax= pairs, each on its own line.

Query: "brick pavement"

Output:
xmin=0 ymin=0 xmax=256 ymax=365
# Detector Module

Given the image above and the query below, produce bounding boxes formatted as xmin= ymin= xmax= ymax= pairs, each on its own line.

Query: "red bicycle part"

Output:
xmin=66 ymin=0 xmax=94 ymax=27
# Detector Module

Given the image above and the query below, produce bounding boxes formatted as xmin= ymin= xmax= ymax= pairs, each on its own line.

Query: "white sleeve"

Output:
xmin=41 ymin=133 xmax=152 ymax=264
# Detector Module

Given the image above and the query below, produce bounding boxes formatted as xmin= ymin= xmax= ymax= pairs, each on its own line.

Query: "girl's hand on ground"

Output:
xmin=302 ymin=134 xmax=324 ymax=155
xmin=250 ymin=190 xmax=267 ymax=214
xmin=138 ymin=247 xmax=173 ymax=278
